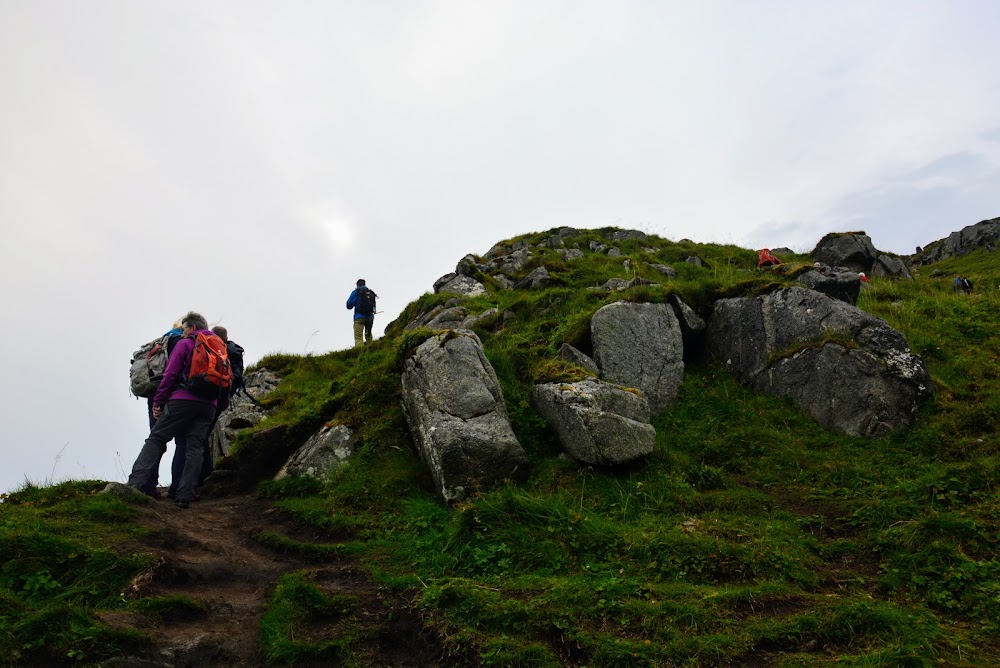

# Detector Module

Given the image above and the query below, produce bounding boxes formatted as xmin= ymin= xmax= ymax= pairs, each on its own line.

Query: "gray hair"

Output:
xmin=181 ymin=311 xmax=208 ymax=331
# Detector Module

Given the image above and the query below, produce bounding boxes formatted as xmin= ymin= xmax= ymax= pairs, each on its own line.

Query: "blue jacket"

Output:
xmin=346 ymin=287 xmax=377 ymax=320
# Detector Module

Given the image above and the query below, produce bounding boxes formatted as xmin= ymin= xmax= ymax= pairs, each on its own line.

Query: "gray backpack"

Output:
xmin=129 ymin=335 xmax=172 ymax=398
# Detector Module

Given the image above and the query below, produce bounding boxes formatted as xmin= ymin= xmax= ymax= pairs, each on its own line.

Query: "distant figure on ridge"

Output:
xmin=757 ymin=248 xmax=782 ymax=267
xmin=346 ymin=278 xmax=378 ymax=347
xmin=953 ymin=275 xmax=974 ymax=294
xmin=126 ymin=311 xmax=231 ymax=509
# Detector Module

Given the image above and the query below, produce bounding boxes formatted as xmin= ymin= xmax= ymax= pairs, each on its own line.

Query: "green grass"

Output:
xmin=0 ymin=481 xmax=153 ymax=665
xmin=260 ymin=570 xmax=359 ymax=664
xmin=5 ymin=227 xmax=1000 ymax=666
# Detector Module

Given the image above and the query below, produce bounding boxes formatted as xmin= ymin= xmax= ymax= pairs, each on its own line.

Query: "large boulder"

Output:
xmin=275 ymin=424 xmax=355 ymax=481
xmin=705 ymin=287 xmax=933 ymax=438
xmin=401 ymin=330 xmax=529 ymax=503
xmin=811 ymin=232 xmax=878 ymax=273
xmin=911 ymin=217 xmax=1000 ymax=265
xmin=532 ymin=379 xmax=655 ymax=466
xmin=794 ymin=264 xmax=862 ymax=305
xmin=591 ymin=301 xmax=685 ymax=414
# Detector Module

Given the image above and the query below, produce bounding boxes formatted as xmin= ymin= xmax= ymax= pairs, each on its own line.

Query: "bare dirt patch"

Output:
xmin=108 ymin=490 xmax=441 ymax=667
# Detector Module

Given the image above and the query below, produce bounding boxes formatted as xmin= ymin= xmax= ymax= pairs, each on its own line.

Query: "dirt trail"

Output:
xmin=104 ymin=491 xmax=440 ymax=667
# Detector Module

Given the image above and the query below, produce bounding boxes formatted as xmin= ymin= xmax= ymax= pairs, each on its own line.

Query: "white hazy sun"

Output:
xmin=323 ymin=218 xmax=355 ymax=251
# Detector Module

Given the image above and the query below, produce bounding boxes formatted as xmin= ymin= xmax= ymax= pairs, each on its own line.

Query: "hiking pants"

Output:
xmin=353 ymin=317 xmax=374 ymax=347
xmin=127 ymin=399 xmax=214 ymax=503
xmin=167 ymin=408 xmax=219 ymax=498
xmin=141 ymin=398 xmax=187 ymax=496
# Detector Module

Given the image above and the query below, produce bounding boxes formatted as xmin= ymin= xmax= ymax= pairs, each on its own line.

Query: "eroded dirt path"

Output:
xmin=103 ymin=492 xmax=439 ymax=667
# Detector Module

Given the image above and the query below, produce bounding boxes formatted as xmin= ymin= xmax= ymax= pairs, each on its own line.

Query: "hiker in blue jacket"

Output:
xmin=346 ymin=278 xmax=378 ymax=347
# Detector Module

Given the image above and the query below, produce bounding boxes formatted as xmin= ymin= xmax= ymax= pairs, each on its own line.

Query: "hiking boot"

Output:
xmin=175 ymin=500 xmax=190 ymax=509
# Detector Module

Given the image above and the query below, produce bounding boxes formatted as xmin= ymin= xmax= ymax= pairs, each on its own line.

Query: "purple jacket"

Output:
xmin=153 ymin=329 xmax=230 ymax=412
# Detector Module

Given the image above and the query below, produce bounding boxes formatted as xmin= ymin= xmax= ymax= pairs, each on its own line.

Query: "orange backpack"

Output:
xmin=185 ymin=332 xmax=233 ymax=399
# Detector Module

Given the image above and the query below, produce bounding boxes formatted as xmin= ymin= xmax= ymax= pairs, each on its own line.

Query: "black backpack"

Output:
xmin=356 ymin=287 xmax=377 ymax=316
xmin=226 ymin=340 xmax=246 ymax=397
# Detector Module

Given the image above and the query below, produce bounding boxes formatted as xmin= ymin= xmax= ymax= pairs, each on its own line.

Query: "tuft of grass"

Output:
xmin=260 ymin=570 xmax=359 ymax=664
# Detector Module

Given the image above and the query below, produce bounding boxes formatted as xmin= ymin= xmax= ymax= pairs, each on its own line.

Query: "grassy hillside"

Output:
xmin=2 ymin=228 xmax=999 ymax=666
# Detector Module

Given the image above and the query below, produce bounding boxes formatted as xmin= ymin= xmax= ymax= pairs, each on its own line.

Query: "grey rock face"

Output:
xmin=556 ymin=248 xmax=585 ymax=262
xmin=484 ymin=240 xmax=530 ymax=260
xmin=456 ymin=254 xmax=480 ymax=277
xmin=871 ymin=254 xmax=912 ymax=279
xmin=795 ymin=264 xmax=862 ymax=304
xmin=811 ymin=233 xmax=878 ymax=273
xmin=608 ymin=229 xmax=648 ymax=241
xmin=275 ymin=424 xmax=355 ymax=480
xmin=705 ymin=287 xmax=933 ymax=437
xmin=532 ymin=379 xmax=655 ymax=466
xmin=591 ymin=302 xmax=685 ymax=414
xmin=557 ymin=343 xmax=599 ymax=376
xmin=515 ymin=266 xmax=556 ymax=290
xmin=209 ymin=370 xmax=280 ymax=461
xmin=404 ymin=304 xmax=498 ymax=332
xmin=912 ymin=217 xmax=1000 ymax=265
xmin=401 ymin=331 xmax=529 ymax=503
xmin=435 ymin=274 xmax=487 ymax=297
xmin=589 ymin=277 xmax=658 ymax=293
xmin=648 ymin=263 xmax=678 ymax=278
xmin=492 ymin=274 xmax=515 ymax=290
xmin=685 ymin=256 xmax=705 ymax=267
xmin=490 ymin=248 xmax=533 ymax=275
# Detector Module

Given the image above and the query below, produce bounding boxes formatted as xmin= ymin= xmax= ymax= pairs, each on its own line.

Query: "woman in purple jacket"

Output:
xmin=126 ymin=311 xmax=229 ymax=509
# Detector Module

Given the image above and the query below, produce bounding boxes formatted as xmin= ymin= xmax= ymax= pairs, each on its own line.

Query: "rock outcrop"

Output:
xmin=591 ymin=301 xmax=685 ymax=414
xmin=532 ymin=379 xmax=655 ymax=466
xmin=208 ymin=369 xmax=281 ymax=462
xmin=705 ymin=287 xmax=932 ymax=437
xmin=434 ymin=274 xmax=487 ymax=297
xmin=401 ymin=330 xmax=529 ymax=503
xmin=911 ymin=217 xmax=1000 ymax=265
xmin=811 ymin=232 xmax=878 ymax=273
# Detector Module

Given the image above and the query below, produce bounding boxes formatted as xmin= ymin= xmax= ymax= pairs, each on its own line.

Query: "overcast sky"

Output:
xmin=2 ymin=1 xmax=998 ymax=494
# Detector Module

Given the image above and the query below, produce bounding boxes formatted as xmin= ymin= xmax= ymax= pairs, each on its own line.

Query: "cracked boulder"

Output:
xmin=705 ymin=286 xmax=933 ymax=437
xmin=532 ymin=379 xmax=655 ymax=466
xmin=401 ymin=330 xmax=528 ymax=503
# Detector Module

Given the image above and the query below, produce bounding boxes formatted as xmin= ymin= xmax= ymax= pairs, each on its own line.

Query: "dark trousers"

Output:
xmin=168 ymin=409 xmax=218 ymax=497
xmin=128 ymin=399 xmax=214 ymax=503
xmin=144 ymin=397 xmax=187 ymax=496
